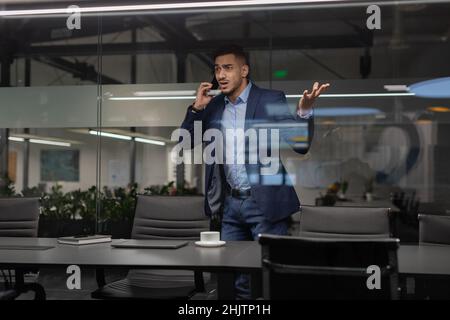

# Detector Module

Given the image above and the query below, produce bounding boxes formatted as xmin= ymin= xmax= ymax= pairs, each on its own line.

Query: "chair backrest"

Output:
xmin=258 ymin=234 xmax=400 ymax=300
xmin=131 ymin=195 xmax=209 ymax=240
xmin=419 ymin=214 xmax=450 ymax=244
xmin=299 ymin=205 xmax=393 ymax=238
xmin=0 ymin=198 xmax=40 ymax=237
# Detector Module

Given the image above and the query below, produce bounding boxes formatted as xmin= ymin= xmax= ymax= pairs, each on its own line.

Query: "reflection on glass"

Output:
xmin=0 ymin=1 xmax=448 ymax=245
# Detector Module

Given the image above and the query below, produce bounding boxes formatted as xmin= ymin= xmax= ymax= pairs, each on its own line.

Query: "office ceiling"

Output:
xmin=0 ymin=2 xmax=447 ymax=54
xmin=1 ymin=0 xmax=449 ymax=88
xmin=0 ymin=1 xmax=449 ymax=122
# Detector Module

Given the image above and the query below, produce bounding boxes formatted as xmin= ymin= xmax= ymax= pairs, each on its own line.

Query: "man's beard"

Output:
xmin=222 ymin=80 xmax=243 ymax=97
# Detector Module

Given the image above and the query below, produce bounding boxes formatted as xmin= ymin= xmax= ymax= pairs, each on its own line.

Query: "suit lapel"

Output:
xmin=206 ymin=96 xmax=225 ymax=190
xmin=245 ymin=85 xmax=261 ymax=131
xmin=209 ymin=95 xmax=225 ymax=130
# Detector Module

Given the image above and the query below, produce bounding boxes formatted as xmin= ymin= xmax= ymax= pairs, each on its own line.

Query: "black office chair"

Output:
xmin=259 ymin=234 xmax=400 ymax=300
xmin=299 ymin=205 xmax=394 ymax=238
xmin=419 ymin=214 xmax=450 ymax=245
xmin=0 ymin=197 xmax=40 ymax=237
xmin=91 ymin=195 xmax=210 ymax=300
xmin=415 ymin=214 xmax=450 ymax=299
xmin=0 ymin=197 xmax=45 ymax=300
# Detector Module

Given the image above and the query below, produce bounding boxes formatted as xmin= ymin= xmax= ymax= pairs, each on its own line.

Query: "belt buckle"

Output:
xmin=232 ymin=188 xmax=250 ymax=198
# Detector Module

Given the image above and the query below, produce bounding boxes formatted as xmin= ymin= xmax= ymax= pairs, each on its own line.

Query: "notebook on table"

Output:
xmin=111 ymin=240 xmax=188 ymax=249
xmin=57 ymin=235 xmax=112 ymax=245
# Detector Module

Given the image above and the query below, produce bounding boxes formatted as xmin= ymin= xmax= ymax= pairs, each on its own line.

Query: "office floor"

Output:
xmin=2 ymin=269 xmax=218 ymax=300
xmin=5 ymin=269 xmax=450 ymax=300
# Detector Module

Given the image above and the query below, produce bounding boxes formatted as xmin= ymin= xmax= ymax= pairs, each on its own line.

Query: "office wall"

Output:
xmin=2 ymin=78 xmax=439 ymax=202
xmin=8 ymin=129 xmax=171 ymax=194
xmin=2 ymin=0 xmax=450 ymax=220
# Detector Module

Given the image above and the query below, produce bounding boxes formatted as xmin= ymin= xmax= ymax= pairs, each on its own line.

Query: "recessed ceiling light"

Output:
xmin=0 ymin=0 xmax=345 ymax=17
xmin=134 ymin=91 xmax=196 ymax=97
xmin=134 ymin=137 xmax=166 ymax=146
xmin=8 ymin=136 xmax=25 ymax=142
xmin=109 ymin=92 xmax=415 ymax=101
xmin=315 ymin=107 xmax=382 ymax=117
xmin=287 ymin=93 xmax=415 ymax=98
xmin=29 ymin=139 xmax=71 ymax=147
xmin=110 ymin=96 xmax=195 ymax=101
xmin=415 ymin=120 xmax=433 ymax=124
xmin=89 ymin=130 xmax=132 ymax=140
xmin=384 ymin=85 xmax=409 ymax=92
xmin=428 ymin=106 xmax=450 ymax=113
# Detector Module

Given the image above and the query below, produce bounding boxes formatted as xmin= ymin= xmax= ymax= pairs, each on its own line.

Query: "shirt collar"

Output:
xmin=224 ymin=81 xmax=252 ymax=105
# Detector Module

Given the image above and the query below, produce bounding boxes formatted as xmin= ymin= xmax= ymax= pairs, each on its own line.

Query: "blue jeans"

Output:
xmin=220 ymin=195 xmax=289 ymax=299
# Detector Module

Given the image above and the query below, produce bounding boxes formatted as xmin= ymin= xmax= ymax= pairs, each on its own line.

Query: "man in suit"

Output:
xmin=180 ymin=45 xmax=329 ymax=299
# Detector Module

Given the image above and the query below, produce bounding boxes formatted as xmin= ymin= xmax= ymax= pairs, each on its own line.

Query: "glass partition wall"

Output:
xmin=1 ymin=0 xmax=450 ymax=241
xmin=0 ymin=5 xmax=103 ymax=236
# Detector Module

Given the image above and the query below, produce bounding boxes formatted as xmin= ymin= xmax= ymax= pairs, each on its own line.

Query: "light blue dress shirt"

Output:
xmin=222 ymin=82 xmax=252 ymax=191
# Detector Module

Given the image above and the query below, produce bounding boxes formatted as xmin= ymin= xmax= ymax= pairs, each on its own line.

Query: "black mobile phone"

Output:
xmin=211 ymin=77 xmax=219 ymax=90
xmin=207 ymin=77 xmax=220 ymax=96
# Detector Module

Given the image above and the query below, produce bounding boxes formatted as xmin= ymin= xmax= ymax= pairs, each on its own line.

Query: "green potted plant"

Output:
xmin=100 ymin=183 xmax=137 ymax=238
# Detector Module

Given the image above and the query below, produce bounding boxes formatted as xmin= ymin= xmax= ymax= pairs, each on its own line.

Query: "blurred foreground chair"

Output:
xmin=259 ymin=234 xmax=400 ymax=300
xmin=298 ymin=205 xmax=394 ymax=238
xmin=0 ymin=197 xmax=45 ymax=300
xmin=415 ymin=214 xmax=450 ymax=299
xmin=92 ymin=195 xmax=210 ymax=300
xmin=391 ymin=190 xmax=420 ymax=226
xmin=419 ymin=214 xmax=450 ymax=245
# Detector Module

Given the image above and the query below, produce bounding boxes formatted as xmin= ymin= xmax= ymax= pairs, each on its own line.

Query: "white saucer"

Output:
xmin=195 ymin=240 xmax=226 ymax=248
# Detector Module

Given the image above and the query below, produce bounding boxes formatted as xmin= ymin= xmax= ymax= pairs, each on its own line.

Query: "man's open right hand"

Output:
xmin=193 ymin=82 xmax=213 ymax=111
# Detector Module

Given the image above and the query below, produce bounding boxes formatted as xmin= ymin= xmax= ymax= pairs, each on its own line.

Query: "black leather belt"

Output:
xmin=229 ymin=188 xmax=251 ymax=198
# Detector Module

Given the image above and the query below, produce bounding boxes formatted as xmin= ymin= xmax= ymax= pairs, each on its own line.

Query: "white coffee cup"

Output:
xmin=200 ymin=231 xmax=220 ymax=243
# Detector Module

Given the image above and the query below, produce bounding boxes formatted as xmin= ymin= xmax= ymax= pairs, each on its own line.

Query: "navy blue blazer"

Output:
xmin=180 ymin=84 xmax=314 ymax=223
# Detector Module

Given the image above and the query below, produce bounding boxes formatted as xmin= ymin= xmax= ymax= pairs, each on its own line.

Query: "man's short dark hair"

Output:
xmin=213 ymin=44 xmax=250 ymax=67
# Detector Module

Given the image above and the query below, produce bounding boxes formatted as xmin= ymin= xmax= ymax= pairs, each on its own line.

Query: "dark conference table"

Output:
xmin=0 ymin=237 xmax=260 ymax=299
xmin=1 ymin=237 xmax=450 ymax=299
